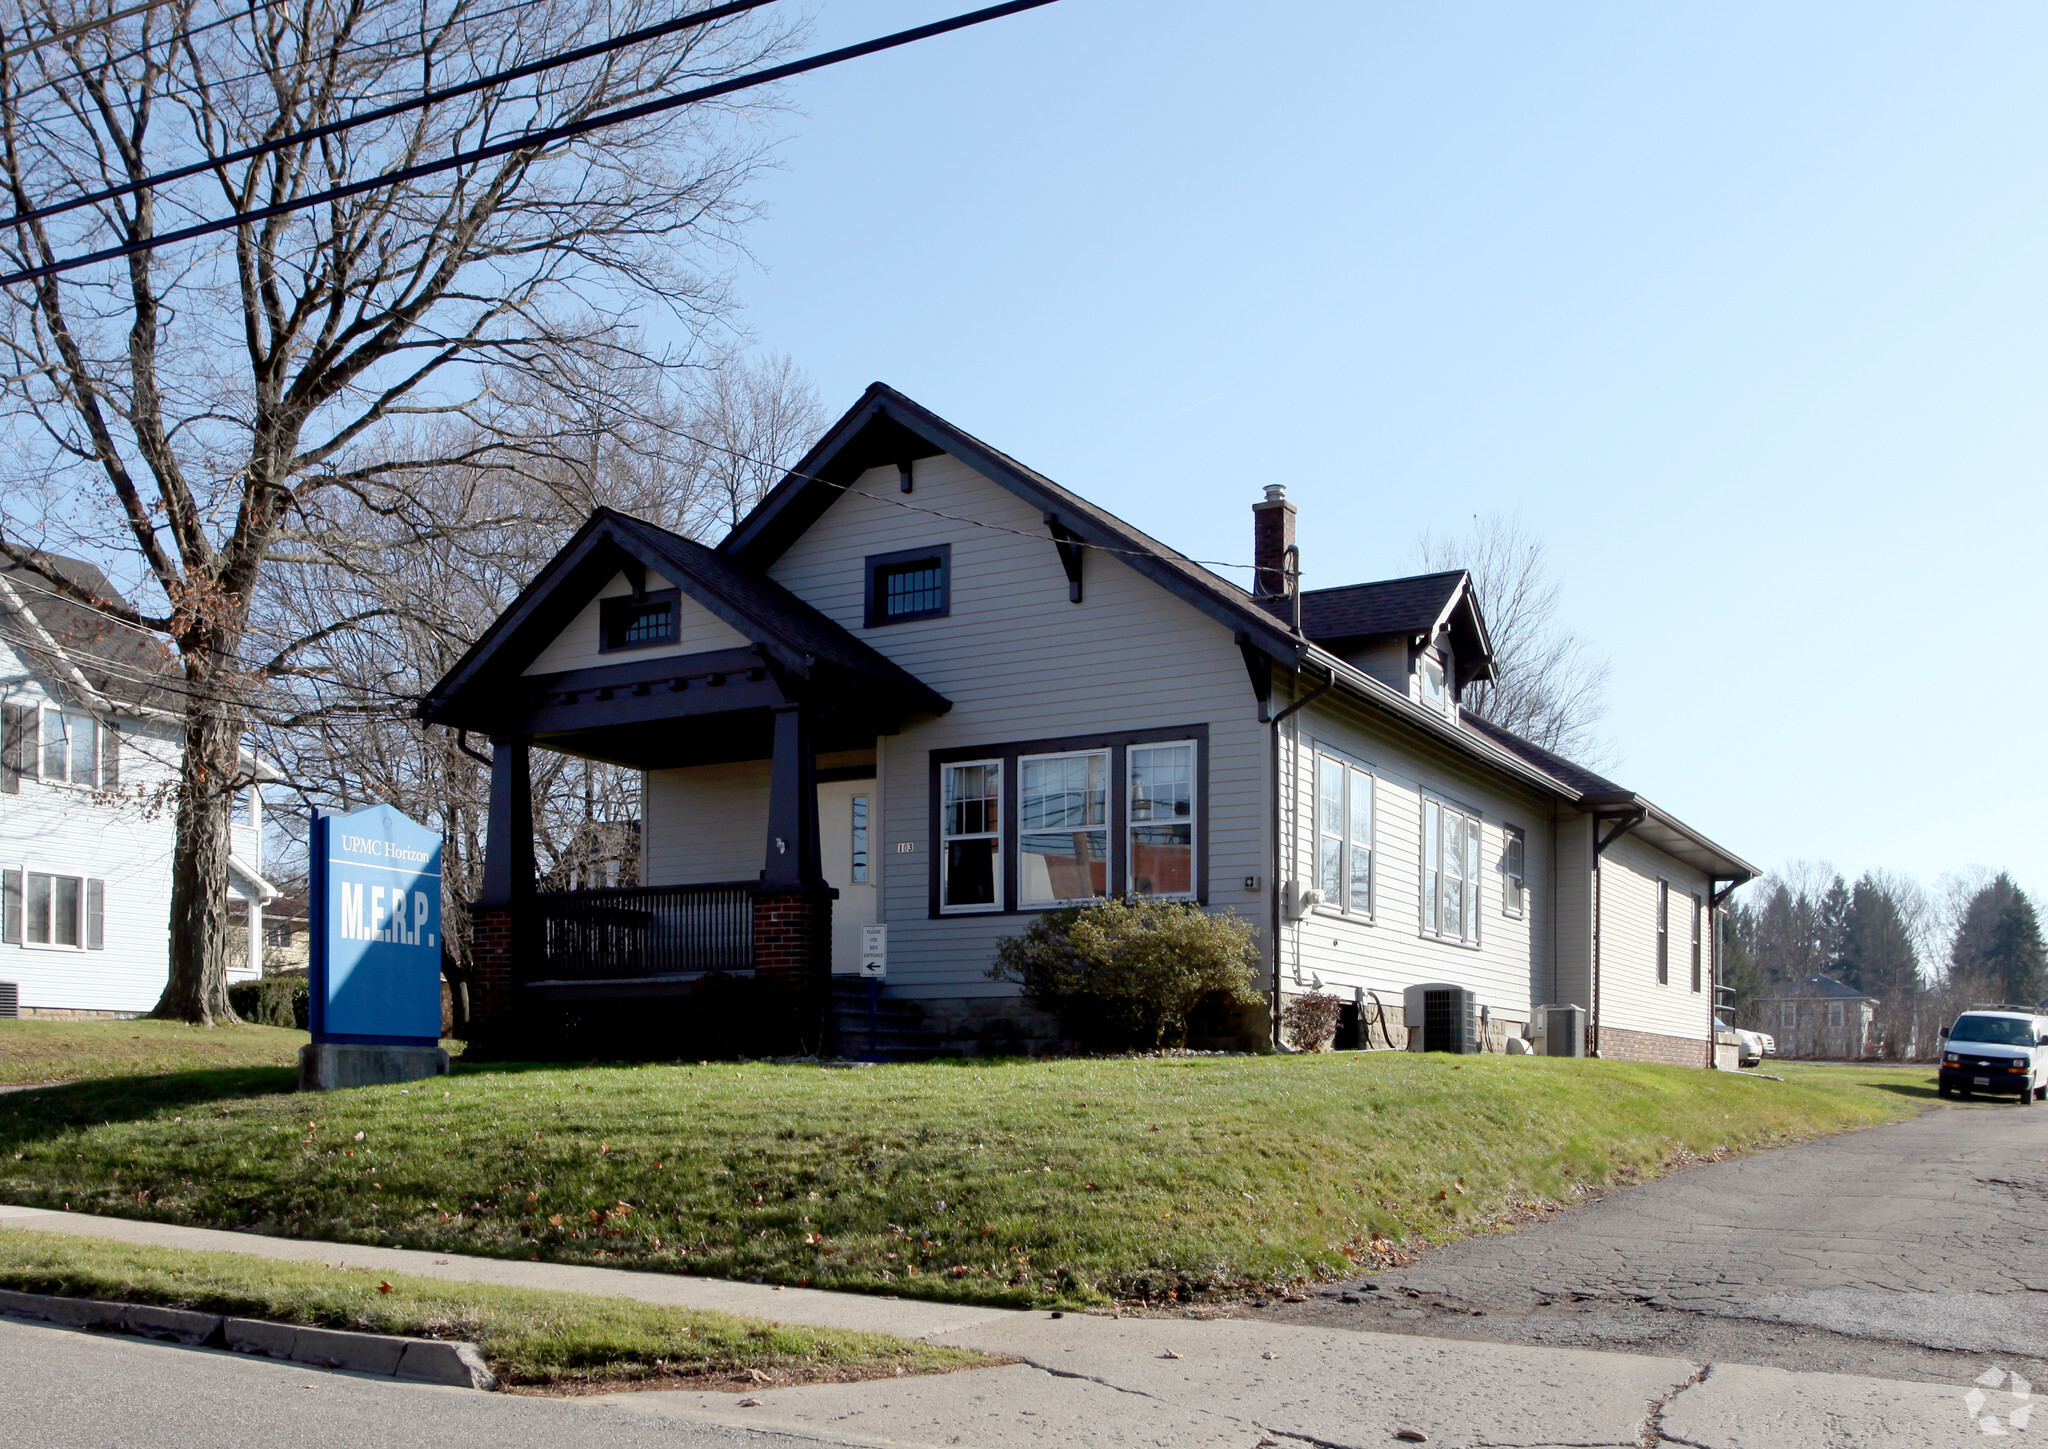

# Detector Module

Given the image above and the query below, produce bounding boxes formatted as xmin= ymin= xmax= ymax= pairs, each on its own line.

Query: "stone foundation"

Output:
xmin=16 ymin=1007 xmax=141 ymax=1021
xmin=1594 ymin=1022 xmax=1711 ymax=1069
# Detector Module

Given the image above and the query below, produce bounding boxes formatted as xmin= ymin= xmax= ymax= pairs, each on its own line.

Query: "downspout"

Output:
xmin=1267 ymin=665 xmax=1333 ymax=1049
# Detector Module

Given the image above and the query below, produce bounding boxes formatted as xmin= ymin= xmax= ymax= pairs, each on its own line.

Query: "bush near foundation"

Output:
xmin=989 ymin=898 xmax=1262 ymax=1050
xmin=226 ymin=973 xmax=309 ymax=1029
xmin=1281 ymin=991 xmax=1343 ymax=1052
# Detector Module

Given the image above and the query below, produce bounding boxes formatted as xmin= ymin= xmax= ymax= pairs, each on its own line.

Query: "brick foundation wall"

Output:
xmin=1596 ymin=1022 xmax=1711 ymax=1069
xmin=468 ymin=906 xmax=514 ymax=1031
xmin=752 ymin=889 xmax=832 ymax=1053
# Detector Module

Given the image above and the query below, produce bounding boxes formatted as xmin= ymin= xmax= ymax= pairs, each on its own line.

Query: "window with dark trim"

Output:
xmin=865 ymin=544 xmax=951 ymax=627
xmin=928 ymin=726 xmax=1207 ymax=916
xmin=1689 ymin=893 xmax=1703 ymax=992
xmin=599 ymin=589 xmax=680 ymax=652
xmin=1655 ymin=878 xmax=1670 ymax=985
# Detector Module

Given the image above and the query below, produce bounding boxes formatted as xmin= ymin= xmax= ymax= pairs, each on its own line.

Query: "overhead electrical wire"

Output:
xmin=0 ymin=0 xmax=1065 ymax=288
xmin=0 ymin=0 xmax=195 ymax=63
xmin=1 ymin=0 xmax=784 ymax=233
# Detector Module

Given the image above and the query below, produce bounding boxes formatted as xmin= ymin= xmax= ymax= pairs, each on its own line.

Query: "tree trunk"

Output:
xmin=153 ymin=688 xmax=244 ymax=1025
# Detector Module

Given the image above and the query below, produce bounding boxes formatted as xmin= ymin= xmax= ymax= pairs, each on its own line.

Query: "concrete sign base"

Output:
xmin=298 ymin=1043 xmax=449 ymax=1092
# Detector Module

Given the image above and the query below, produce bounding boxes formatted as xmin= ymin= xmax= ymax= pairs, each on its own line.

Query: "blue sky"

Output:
xmin=721 ymin=0 xmax=2048 ymax=905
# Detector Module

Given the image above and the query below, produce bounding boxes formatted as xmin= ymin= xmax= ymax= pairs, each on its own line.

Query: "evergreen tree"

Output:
xmin=1950 ymin=874 xmax=2044 ymax=1005
xmin=1818 ymin=875 xmax=1852 ymax=978
xmin=1719 ymin=913 xmax=1767 ymax=1023
xmin=1841 ymin=875 xmax=1921 ymax=1056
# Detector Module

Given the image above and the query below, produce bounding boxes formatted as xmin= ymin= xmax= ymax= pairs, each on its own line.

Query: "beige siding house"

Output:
xmin=423 ymin=384 xmax=1753 ymax=1065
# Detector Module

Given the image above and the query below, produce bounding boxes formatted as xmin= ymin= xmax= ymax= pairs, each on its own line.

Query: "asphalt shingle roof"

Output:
xmin=1298 ymin=571 xmax=1467 ymax=645
xmin=1758 ymin=973 xmax=1876 ymax=1001
xmin=0 ymin=554 xmax=178 ymax=713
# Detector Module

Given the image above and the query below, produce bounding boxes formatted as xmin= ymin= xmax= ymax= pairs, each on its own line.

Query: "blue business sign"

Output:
xmin=309 ymin=804 xmax=443 ymax=1045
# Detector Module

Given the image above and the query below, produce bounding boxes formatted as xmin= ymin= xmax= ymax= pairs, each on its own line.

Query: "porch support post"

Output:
xmin=479 ymin=737 xmax=534 ymax=907
xmin=471 ymin=737 xmax=533 ymax=1037
xmin=763 ymin=704 xmax=822 ymax=889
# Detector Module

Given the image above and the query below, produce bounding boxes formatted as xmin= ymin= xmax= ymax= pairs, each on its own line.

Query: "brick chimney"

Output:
xmin=1252 ymin=484 xmax=1296 ymax=618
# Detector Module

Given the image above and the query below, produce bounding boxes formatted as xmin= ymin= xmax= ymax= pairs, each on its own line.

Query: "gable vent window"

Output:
xmin=599 ymin=590 xmax=679 ymax=653
xmin=865 ymin=545 xmax=951 ymax=627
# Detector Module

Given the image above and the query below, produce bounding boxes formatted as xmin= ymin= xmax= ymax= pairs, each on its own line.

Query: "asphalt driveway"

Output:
xmin=1259 ymin=1086 xmax=2048 ymax=1386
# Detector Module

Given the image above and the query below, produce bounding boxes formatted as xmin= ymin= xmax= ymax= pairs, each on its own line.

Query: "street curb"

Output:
xmin=0 ymin=1288 xmax=496 ymax=1389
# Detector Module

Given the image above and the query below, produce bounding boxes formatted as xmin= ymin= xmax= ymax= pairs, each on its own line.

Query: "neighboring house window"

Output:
xmin=1019 ymin=750 xmax=1110 ymax=907
xmin=850 ymin=796 xmax=869 ymax=884
xmin=1656 ymin=880 xmax=1670 ymax=985
xmin=939 ymin=760 xmax=1001 ymax=912
xmin=1312 ymin=751 xmax=1372 ymax=916
xmin=598 ymin=589 xmax=680 ymax=652
xmin=864 ymin=544 xmax=952 ymax=627
xmin=1129 ymin=741 xmax=1197 ymax=900
xmin=1828 ymin=1000 xmax=1845 ymax=1030
xmin=1781 ymin=1001 xmax=1796 ymax=1031
xmin=1 ymin=868 xmax=104 ymax=950
xmin=1421 ymin=800 xmax=1481 ymax=944
xmin=0 ymin=703 xmax=35 ymax=792
xmin=39 ymin=709 xmax=101 ymax=787
xmin=1501 ymin=826 xmax=1526 ymax=918
xmin=1689 ymin=894 xmax=1703 ymax=992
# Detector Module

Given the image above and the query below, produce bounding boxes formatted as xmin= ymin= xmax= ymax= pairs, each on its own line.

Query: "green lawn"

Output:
xmin=0 ymin=1049 xmax=1919 ymax=1306
xmin=0 ymin=1230 xmax=982 ymax=1390
xmin=0 ymin=1020 xmax=313 ymax=1085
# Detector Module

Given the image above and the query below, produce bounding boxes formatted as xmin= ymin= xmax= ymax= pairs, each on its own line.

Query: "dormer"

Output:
xmin=1296 ymin=569 xmax=1495 ymax=722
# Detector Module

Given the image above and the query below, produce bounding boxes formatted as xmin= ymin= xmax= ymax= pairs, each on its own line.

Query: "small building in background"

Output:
xmin=1757 ymin=973 xmax=1879 ymax=1059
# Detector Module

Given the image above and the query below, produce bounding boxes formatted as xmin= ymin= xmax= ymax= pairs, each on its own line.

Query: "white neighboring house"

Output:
xmin=0 ymin=555 xmax=275 ymax=1018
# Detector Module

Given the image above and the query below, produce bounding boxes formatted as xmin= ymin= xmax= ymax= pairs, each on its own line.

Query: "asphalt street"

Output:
xmin=1261 ymin=1090 xmax=2048 ymax=1386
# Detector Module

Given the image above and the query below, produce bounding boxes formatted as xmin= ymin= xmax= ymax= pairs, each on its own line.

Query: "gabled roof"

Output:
xmin=420 ymin=508 xmax=948 ymax=729
xmin=1300 ymin=570 xmax=1495 ymax=688
xmin=0 ymin=553 xmax=179 ymax=714
xmin=1759 ymin=973 xmax=1877 ymax=1002
xmin=722 ymin=383 xmax=1306 ymax=665
xmin=717 ymin=384 xmax=1749 ymax=884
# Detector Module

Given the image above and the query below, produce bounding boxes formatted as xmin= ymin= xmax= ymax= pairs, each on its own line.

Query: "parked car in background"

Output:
xmin=1939 ymin=1010 xmax=2048 ymax=1103
xmin=1716 ymin=1017 xmax=1770 ymax=1070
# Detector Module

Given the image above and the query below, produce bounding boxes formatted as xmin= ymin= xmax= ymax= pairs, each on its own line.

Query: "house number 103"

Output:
xmin=894 ymin=841 xmax=915 ymax=853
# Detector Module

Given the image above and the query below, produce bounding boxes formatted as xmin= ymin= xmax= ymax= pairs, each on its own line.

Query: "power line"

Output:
xmin=0 ymin=0 xmax=1065 ymax=288
xmin=2 ymin=0 xmax=783 ymax=233
xmin=1 ymin=0 xmax=191 ymax=63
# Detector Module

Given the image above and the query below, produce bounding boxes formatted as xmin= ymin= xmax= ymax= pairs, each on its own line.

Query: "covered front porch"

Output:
xmin=419 ymin=509 xmax=948 ymax=1054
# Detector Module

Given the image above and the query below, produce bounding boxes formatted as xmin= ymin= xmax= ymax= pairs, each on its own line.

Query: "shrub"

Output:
xmin=1280 ymin=991 xmax=1343 ymax=1052
xmin=226 ymin=974 xmax=309 ymax=1030
xmin=988 ymin=898 xmax=1262 ymax=1050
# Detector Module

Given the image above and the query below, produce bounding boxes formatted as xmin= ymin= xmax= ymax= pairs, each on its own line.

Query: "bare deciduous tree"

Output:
xmin=0 ymin=0 xmax=802 ymax=1022
xmin=1417 ymin=512 xmax=1611 ymax=765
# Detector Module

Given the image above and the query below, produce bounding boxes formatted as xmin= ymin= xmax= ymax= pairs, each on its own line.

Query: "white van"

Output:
xmin=1939 ymin=1010 xmax=2048 ymax=1103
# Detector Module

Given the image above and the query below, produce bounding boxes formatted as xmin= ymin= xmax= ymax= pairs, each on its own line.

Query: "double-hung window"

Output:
xmin=1501 ymin=826 xmax=1526 ymax=918
xmin=1689 ymin=894 xmax=1703 ymax=992
xmin=1312 ymin=752 xmax=1373 ymax=915
xmin=2 ymin=868 xmax=104 ymax=949
xmin=1421 ymin=800 xmax=1482 ymax=943
xmin=1128 ymin=741 xmax=1197 ymax=899
xmin=40 ymin=710 xmax=100 ymax=787
xmin=1019 ymin=750 xmax=1109 ymax=906
xmin=1655 ymin=880 xmax=1670 ymax=985
xmin=939 ymin=760 xmax=1001 ymax=912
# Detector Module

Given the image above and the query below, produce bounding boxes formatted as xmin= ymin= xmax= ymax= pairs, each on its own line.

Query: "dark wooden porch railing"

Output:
xmin=523 ymin=882 xmax=754 ymax=981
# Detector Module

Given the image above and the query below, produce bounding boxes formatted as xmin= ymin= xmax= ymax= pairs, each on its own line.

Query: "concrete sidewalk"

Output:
xmin=0 ymin=1204 xmax=1999 ymax=1447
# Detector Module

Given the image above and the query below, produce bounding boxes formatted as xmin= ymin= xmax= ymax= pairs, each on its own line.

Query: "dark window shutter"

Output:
xmin=99 ymin=720 xmax=119 ymax=788
xmin=1 ymin=869 xmax=20 ymax=943
xmin=0 ymin=703 xmax=34 ymax=793
xmin=86 ymin=879 xmax=105 ymax=950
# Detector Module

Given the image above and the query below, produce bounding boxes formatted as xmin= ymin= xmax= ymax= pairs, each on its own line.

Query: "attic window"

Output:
xmin=864 ymin=544 xmax=951 ymax=627
xmin=1419 ymin=651 xmax=1449 ymax=709
xmin=599 ymin=589 xmax=679 ymax=652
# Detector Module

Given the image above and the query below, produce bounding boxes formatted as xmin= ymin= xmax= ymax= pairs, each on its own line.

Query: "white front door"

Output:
xmin=817 ymin=779 xmax=878 ymax=974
